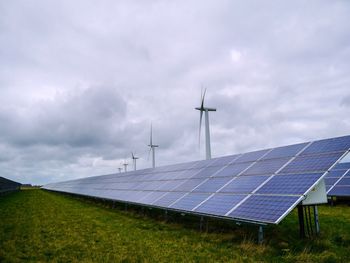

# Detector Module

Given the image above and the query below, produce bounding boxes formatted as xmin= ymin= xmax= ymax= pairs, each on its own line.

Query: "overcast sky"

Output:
xmin=1 ymin=0 xmax=350 ymax=185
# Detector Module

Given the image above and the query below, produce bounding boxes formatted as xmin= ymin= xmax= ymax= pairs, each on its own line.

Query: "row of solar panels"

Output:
xmin=43 ymin=135 xmax=350 ymax=225
xmin=0 ymin=177 xmax=21 ymax=193
xmin=325 ymin=162 xmax=350 ymax=197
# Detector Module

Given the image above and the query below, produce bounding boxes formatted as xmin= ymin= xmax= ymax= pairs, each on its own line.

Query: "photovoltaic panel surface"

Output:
xmin=43 ymin=135 xmax=350 ymax=224
xmin=325 ymin=162 xmax=350 ymax=197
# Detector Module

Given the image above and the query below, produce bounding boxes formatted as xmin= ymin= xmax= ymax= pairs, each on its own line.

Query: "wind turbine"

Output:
xmin=148 ymin=124 xmax=158 ymax=168
xmin=122 ymin=159 xmax=128 ymax=172
xmin=118 ymin=167 xmax=122 ymax=173
xmin=131 ymin=152 xmax=139 ymax=171
xmin=195 ymin=88 xmax=216 ymax=159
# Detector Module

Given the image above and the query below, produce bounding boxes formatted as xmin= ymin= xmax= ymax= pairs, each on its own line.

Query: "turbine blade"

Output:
xmin=201 ymin=88 xmax=206 ymax=110
xmin=150 ymin=123 xmax=153 ymax=145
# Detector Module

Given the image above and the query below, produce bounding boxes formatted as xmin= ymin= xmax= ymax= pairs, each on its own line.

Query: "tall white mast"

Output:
xmin=195 ymin=89 xmax=216 ymax=160
xmin=148 ymin=124 xmax=158 ymax=168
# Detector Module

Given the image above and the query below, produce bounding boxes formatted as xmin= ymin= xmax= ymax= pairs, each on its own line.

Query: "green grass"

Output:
xmin=0 ymin=190 xmax=349 ymax=262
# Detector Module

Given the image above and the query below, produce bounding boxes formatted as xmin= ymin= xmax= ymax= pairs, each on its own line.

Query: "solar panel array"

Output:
xmin=43 ymin=135 xmax=350 ymax=224
xmin=0 ymin=177 xmax=21 ymax=194
xmin=325 ymin=162 xmax=350 ymax=197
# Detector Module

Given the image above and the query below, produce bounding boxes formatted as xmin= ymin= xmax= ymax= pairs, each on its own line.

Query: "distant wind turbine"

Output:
xmin=131 ymin=152 xmax=139 ymax=171
xmin=122 ymin=159 xmax=128 ymax=172
xmin=118 ymin=167 xmax=122 ymax=173
xmin=148 ymin=124 xmax=158 ymax=168
xmin=195 ymin=88 xmax=216 ymax=159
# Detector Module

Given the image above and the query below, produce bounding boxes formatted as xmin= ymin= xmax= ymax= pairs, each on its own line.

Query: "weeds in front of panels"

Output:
xmin=0 ymin=189 xmax=349 ymax=262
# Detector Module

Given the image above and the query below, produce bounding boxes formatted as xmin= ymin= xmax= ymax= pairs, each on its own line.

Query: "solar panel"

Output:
xmin=301 ymin=135 xmax=350 ymax=155
xmin=192 ymin=177 xmax=233 ymax=193
xmin=279 ymin=152 xmax=344 ymax=174
xmin=325 ymin=162 xmax=350 ymax=197
xmin=261 ymin=142 xmax=308 ymax=160
xmin=334 ymin=162 xmax=350 ymax=170
xmin=328 ymin=186 xmax=350 ymax=196
xmin=228 ymin=195 xmax=302 ymax=224
xmin=219 ymin=175 xmax=270 ymax=194
xmin=170 ymin=193 xmax=211 ymax=210
xmin=43 ymin=134 xmax=350 ymax=224
xmin=195 ymin=194 xmax=246 ymax=216
xmin=153 ymin=192 xmax=185 ymax=207
xmin=256 ymin=173 xmax=324 ymax=195
xmin=243 ymin=158 xmax=290 ymax=175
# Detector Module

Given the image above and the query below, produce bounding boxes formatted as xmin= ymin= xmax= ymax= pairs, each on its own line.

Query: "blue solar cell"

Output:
xmin=173 ymin=178 xmax=206 ymax=191
xmin=212 ymin=162 xmax=253 ymax=177
xmin=128 ymin=191 xmax=149 ymax=202
xmin=229 ymin=195 xmax=300 ymax=223
xmin=156 ymin=180 xmax=185 ymax=191
xmin=153 ymin=192 xmax=185 ymax=206
xmin=261 ymin=142 xmax=308 ymax=160
xmin=207 ymin=154 xmax=240 ymax=166
xmin=192 ymin=177 xmax=233 ymax=193
xmin=301 ymin=135 xmax=350 ymax=155
xmin=176 ymin=169 xmax=202 ymax=179
xmin=334 ymin=162 xmax=350 ymax=170
xmin=336 ymin=178 xmax=350 ymax=186
xmin=243 ymin=158 xmax=291 ymax=175
xmin=325 ymin=170 xmax=348 ymax=178
xmin=192 ymin=158 xmax=218 ymax=169
xmin=219 ymin=175 xmax=270 ymax=194
xmin=257 ymin=173 xmax=323 ymax=195
xmin=325 ymin=178 xmax=340 ymax=186
xmin=195 ymin=194 xmax=246 ymax=216
xmin=139 ymin=191 xmax=166 ymax=204
xmin=234 ymin=149 xmax=270 ymax=163
xmin=328 ymin=186 xmax=350 ymax=196
xmin=280 ymin=152 xmax=344 ymax=174
xmin=191 ymin=166 xmax=223 ymax=178
xmin=170 ymin=193 xmax=211 ymax=210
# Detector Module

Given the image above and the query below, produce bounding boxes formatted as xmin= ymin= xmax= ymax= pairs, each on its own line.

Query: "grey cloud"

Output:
xmin=0 ymin=0 xmax=350 ymax=185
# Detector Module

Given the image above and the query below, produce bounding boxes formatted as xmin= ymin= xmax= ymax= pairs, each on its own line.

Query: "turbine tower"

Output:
xmin=148 ymin=124 xmax=158 ymax=168
xmin=122 ymin=160 xmax=128 ymax=172
xmin=131 ymin=152 xmax=139 ymax=171
xmin=195 ymin=88 xmax=216 ymax=160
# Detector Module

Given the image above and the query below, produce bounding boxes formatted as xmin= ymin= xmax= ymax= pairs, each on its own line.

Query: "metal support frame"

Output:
xmin=258 ymin=225 xmax=264 ymax=244
xmin=298 ymin=205 xmax=305 ymax=238
xmin=298 ymin=204 xmax=320 ymax=238
xmin=200 ymin=216 xmax=204 ymax=232
xmin=313 ymin=205 xmax=320 ymax=235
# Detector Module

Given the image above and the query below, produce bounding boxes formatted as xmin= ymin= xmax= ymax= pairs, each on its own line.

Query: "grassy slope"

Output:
xmin=0 ymin=190 xmax=349 ymax=263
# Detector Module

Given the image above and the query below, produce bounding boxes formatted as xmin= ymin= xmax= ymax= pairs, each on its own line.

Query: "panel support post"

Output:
xmin=313 ymin=205 xmax=320 ymax=235
xmin=200 ymin=216 xmax=204 ymax=232
xmin=298 ymin=205 xmax=305 ymax=238
xmin=258 ymin=225 xmax=264 ymax=244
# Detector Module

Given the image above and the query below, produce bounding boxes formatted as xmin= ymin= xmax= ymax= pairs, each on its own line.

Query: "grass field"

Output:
xmin=0 ymin=189 xmax=349 ymax=262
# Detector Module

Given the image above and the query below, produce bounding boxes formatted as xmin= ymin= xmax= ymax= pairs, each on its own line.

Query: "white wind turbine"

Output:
xmin=148 ymin=124 xmax=158 ymax=168
xmin=131 ymin=152 xmax=139 ymax=171
xmin=195 ymin=88 xmax=216 ymax=160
